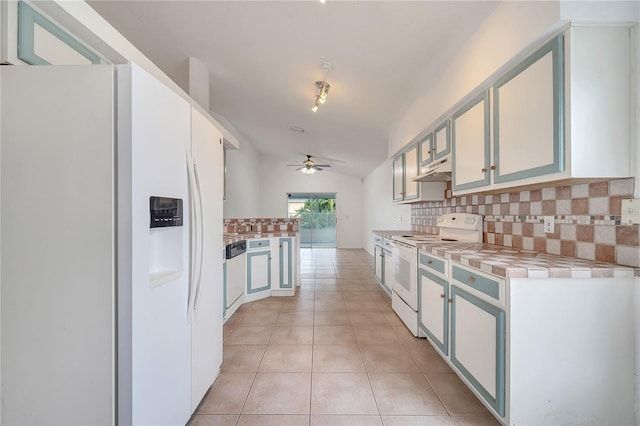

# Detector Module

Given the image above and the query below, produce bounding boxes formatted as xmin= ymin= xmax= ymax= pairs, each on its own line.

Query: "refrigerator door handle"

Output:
xmin=192 ymin=160 xmax=205 ymax=316
xmin=186 ymin=151 xmax=199 ymax=321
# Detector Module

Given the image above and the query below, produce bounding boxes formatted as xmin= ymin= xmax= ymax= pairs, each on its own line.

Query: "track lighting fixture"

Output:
xmin=311 ymin=61 xmax=333 ymax=113
xmin=312 ymin=81 xmax=330 ymax=112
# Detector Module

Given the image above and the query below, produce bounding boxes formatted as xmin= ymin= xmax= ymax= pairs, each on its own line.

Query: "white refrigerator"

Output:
xmin=1 ymin=64 xmax=223 ymax=425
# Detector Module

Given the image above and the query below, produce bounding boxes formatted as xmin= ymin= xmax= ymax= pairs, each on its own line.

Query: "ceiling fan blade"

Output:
xmin=314 ymin=166 xmax=324 ymax=171
xmin=295 ymin=166 xmax=305 ymax=170
xmin=286 ymin=164 xmax=301 ymax=166
xmin=314 ymin=164 xmax=331 ymax=167
xmin=296 ymin=152 xmax=346 ymax=164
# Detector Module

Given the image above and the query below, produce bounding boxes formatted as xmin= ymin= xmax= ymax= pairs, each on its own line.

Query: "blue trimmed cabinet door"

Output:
xmin=492 ymin=36 xmax=564 ymax=184
xmin=278 ymin=238 xmax=293 ymax=289
xmin=418 ymin=269 xmax=449 ymax=355
xmin=451 ymin=91 xmax=490 ymax=192
xmin=419 ymin=133 xmax=434 ymax=167
xmin=450 ymin=286 xmax=506 ymax=417
xmin=392 ymin=154 xmax=405 ymax=201
xmin=403 ymin=145 xmax=419 ymax=200
xmin=373 ymin=244 xmax=384 ymax=285
xmin=247 ymin=250 xmax=271 ymax=294
xmin=432 ymin=120 xmax=450 ymax=160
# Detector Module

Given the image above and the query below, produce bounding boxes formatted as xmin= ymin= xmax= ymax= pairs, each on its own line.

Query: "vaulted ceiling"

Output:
xmin=88 ymin=1 xmax=500 ymax=177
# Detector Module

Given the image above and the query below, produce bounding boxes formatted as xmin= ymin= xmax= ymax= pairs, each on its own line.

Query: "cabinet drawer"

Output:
xmin=384 ymin=240 xmax=393 ymax=250
xmin=451 ymin=265 xmax=503 ymax=302
xmin=374 ymin=236 xmax=383 ymax=245
xmin=419 ymin=252 xmax=447 ymax=276
xmin=248 ymin=239 xmax=270 ymax=249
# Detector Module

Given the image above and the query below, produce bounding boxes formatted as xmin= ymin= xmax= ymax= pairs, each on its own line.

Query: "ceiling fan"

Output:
xmin=286 ymin=155 xmax=331 ymax=174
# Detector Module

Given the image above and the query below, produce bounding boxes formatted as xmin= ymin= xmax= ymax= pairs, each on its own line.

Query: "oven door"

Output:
xmin=390 ymin=240 xmax=418 ymax=311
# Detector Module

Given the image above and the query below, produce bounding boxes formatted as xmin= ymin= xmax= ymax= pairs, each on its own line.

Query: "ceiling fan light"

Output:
xmin=311 ymin=104 xmax=318 ymax=112
xmin=301 ymin=167 xmax=315 ymax=175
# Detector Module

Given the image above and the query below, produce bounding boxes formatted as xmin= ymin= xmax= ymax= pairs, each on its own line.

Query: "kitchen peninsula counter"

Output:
xmin=224 ymin=217 xmax=300 ymax=247
xmin=223 ymin=231 xmax=298 ymax=246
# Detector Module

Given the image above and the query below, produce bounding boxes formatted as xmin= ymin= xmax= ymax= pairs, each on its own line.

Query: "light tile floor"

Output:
xmin=189 ymin=248 xmax=499 ymax=426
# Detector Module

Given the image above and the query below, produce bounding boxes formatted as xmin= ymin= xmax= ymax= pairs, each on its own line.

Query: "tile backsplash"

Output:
xmin=411 ymin=179 xmax=640 ymax=267
xmin=224 ymin=218 xmax=300 ymax=234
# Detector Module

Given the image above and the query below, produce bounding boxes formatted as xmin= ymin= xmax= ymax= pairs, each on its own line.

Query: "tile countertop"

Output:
xmin=373 ymin=230 xmax=637 ymax=279
xmin=224 ymin=231 xmax=299 ymax=247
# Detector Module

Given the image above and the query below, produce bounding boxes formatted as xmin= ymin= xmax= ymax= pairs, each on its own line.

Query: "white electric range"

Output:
xmin=389 ymin=213 xmax=483 ymax=336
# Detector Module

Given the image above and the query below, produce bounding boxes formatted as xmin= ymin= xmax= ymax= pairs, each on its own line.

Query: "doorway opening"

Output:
xmin=287 ymin=193 xmax=336 ymax=248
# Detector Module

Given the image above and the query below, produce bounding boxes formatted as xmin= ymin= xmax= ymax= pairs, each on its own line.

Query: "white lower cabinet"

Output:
xmin=418 ymin=251 xmax=635 ymax=425
xmin=373 ymin=238 xmax=384 ymax=284
xmin=373 ymin=236 xmax=393 ymax=295
xmin=272 ymin=237 xmax=296 ymax=296
xmin=381 ymin=246 xmax=393 ymax=295
xmin=246 ymin=240 xmax=272 ymax=300
xmin=244 ymin=236 xmax=298 ymax=303
xmin=419 ymin=268 xmax=449 ymax=355
xmin=450 ymin=286 xmax=505 ymax=417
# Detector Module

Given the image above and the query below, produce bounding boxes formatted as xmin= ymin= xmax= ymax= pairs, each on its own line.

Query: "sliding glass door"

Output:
xmin=288 ymin=193 xmax=336 ymax=248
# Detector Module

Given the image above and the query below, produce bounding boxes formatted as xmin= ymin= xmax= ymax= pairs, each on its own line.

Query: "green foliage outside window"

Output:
xmin=292 ymin=199 xmax=336 ymax=229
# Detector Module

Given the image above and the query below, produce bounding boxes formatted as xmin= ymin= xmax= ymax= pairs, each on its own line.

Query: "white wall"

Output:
xmin=362 ymin=159 xmax=412 ymax=255
xmin=188 ymin=57 xmax=209 ymax=111
xmin=388 ymin=1 xmax=562 ymax=156
xmin=256 ymin=155 xmax=364 ymax=249
xmin=223 ymin=147 xmax=365 ymax=249
xmin=223 ymin=142 xmax=261 ymax=219
xmin=42 ymin=1 xmax=240 ymax=149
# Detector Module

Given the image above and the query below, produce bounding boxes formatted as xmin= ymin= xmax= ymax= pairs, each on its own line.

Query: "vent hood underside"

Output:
xmin=413 ymin=156 xmax=452 ymax=182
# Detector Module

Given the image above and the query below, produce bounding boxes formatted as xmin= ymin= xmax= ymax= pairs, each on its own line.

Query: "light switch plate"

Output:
xmin=621 ymin=199 xmax=640 ymax=224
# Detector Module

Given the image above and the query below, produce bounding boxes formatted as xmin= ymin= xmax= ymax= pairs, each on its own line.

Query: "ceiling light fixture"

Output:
xmin=311 ymin=62 xmax=334 ymax=113
xmin=312 ymin=81 xmax=330 ymax=112
xmin=301 ymin=166 xmax=316 ymax=175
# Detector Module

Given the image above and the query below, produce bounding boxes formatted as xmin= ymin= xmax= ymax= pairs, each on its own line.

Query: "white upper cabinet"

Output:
xmin=403 ymin=145 xmax=419 ymax=200
xmin=493 ymin=36 xmax=562 ymax=184
xmin=451 ymin=25 xmax=633 ymax=195
xmin=566 ymin=25 xmax=631 ymax=178
xmin=452 ymin=91 xmax=490 ymax=192
xmin=419 ymin=133 xmax=434 ymax=167
xmin=393 ymin=144 xmax=445 ymax=203
xmin=392 ymin=154 xmax=405 ymax=201
xmin=433 ymin=121 xmax=451 ymax=160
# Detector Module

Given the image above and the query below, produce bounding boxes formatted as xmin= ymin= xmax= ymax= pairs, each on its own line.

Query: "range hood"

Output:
xmin=413 ymin=156 xmax=452 ymax=182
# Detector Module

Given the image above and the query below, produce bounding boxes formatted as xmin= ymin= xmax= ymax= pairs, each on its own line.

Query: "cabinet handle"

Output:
xmin=448 ymin=298 xmax=452 ymax=304
xmin=427 ymin=260 xmax=432 ymax=264
xmin=481 ymin=168 xmax=487 ymax=173
xmin=440 ymin=293 xmax=445 ymax=299
xmin=467 ymin=276 xmax=475 ymax=284
xmin=490 ymin=165 xmax=496 ymax=170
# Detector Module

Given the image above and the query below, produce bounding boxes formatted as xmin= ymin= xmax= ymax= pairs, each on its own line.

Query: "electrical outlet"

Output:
xmin=544 ymin=216 xmax=554 ymax=233
xmin=398 ymin=215 xmax=403 ymax=222
xmin=621 ymin=199 xmax=640 ymax=224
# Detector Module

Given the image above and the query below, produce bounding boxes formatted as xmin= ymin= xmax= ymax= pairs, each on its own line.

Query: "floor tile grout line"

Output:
xmin=235 ymin=322 xmax=276 ymax=421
